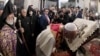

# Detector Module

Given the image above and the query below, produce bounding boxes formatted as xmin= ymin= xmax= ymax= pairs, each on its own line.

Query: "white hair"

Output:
xmin=64 ymin=23 xmax=78 ymax=31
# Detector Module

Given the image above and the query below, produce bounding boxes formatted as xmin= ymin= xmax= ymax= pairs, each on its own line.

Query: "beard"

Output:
xmin=6 ymin=19 xmax=14 ymax=25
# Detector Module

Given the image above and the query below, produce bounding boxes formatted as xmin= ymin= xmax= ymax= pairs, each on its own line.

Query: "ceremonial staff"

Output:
xmin=18 ymin=20 xmax=31 ymax=55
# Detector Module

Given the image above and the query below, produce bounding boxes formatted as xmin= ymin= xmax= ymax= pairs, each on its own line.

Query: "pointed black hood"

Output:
xmin=27 ymin=5 xmax=36 ymax=16
xmin=0 ymin=0 xmax=14 ymax=30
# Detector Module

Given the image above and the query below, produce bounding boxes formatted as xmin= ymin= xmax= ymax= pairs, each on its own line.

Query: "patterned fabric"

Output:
xmin=51 ymin=51 xmax=70 ymax=56
xmin=83 ymin=39 xmax=100 ymax=56
xmin=77 ymin=38 xmax=100 ymax=56
xmin=0 ymin=25 xmax=17 ymax=56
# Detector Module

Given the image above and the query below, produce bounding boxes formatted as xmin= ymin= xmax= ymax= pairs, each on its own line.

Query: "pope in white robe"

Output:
xmin=36 ymin=26 xmax=55 ymax=56
xmin=36 ymin=23 xmax=77 ymax=56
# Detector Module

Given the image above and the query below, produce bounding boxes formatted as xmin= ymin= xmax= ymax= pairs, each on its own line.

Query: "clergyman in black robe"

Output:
xmin=27 ymin=5 xmax=37 ymax=55
xmin=16 ymin=8 xmax=35 ymax=56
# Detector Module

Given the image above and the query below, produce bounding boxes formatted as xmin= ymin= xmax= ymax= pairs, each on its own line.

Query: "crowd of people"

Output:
xmin=0 ymin=0 xmax=100 ymax=56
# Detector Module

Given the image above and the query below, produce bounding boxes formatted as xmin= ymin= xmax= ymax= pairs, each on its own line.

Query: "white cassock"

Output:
xmin=36 ymin=26 xmax=55 ymax=56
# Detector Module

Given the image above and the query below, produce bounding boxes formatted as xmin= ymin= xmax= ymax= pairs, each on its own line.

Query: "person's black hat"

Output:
xmin=1 ymin=0 xmax=14 ymax=20
xmin=0 ymin=0 xmax=14 ymax=29
xmin=27 ymin=5 xmax=36 ymax=16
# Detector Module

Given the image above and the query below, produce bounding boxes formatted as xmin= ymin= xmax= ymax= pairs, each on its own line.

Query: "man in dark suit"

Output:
xmin=39 ymin=9 xmax=50 ymax=31
xmin=76 ymin=7 xmax=83 ymax=18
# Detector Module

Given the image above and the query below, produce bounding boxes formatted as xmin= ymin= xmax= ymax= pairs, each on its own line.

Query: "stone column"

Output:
xmin=24 ymin=0 xmax=31 ymax=9
xmin=98 ymin=0 xmax=100 ymax=12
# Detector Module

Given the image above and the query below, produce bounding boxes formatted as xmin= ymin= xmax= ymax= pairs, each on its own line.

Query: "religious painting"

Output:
xmin=89 ymin=0 xmax=98 ymax=13
xmin=65 ymin=19 xmax=98 ymax=52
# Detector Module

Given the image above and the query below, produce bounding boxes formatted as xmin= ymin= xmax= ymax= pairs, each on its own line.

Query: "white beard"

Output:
xmin=6 ymin=20 xmax=14 ymax=25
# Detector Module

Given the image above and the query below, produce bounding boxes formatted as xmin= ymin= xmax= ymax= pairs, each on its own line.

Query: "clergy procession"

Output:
xmin=0 ymin=0 xmax=100 ymax=56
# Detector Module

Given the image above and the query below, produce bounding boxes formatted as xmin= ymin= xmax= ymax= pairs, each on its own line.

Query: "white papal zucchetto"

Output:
xmin=64 ymin=23 xmax=78 ymax=31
